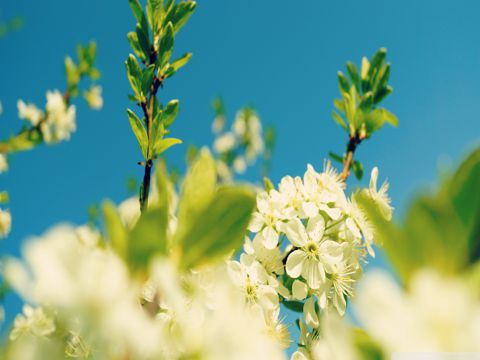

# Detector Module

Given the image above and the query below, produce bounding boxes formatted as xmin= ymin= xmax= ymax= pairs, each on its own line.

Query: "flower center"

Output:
xmin=305 ymin=241 xmax=318 ymax=256
xmin=245 ymin=282 xmax=257 ymax=302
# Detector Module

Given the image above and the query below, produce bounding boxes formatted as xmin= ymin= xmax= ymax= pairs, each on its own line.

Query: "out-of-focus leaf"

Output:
xmin=103 ymin=201 xmax=128 ymax=260
xmin=178 ymin=186 xmax=255 ymax=268
xmin=128 ymin=207 xmax=168 ymax=271
xmin=176 ymin=148 xmax=217 ymax=233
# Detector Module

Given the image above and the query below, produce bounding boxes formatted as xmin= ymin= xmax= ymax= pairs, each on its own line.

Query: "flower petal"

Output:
xmin=303 ymin=296 xmax=319 ymax=328
xmin=285 ymin=250 xmax=306 ymax=279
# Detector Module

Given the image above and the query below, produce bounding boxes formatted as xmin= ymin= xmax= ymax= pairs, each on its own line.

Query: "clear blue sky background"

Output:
xmin=0 ymin=0 xmax=479 ymax=346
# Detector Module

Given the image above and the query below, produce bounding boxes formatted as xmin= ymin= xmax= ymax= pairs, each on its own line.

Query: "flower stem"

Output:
xmin=339 ymin=134 xmax=364 ymax=182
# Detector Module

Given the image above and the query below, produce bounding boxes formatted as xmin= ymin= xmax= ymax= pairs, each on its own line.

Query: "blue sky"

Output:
xmin=1 ymin=0 xmax=479 ymax=339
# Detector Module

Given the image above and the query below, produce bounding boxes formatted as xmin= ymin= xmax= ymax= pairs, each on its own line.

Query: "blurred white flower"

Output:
xmin=0 ymin=208 xmax=11 ymax=238
xmin=10 ymin=305 xmax=55 ymax=341
xmin=117 ymin=196 xmax=140 ymax=228
xmin=233 ymin=156 xmax=247 ymax=174
xmin=43 ymin=90 xmax=76 ymax=143
xmin=0 ymin=153 xmax=8 ymax=173
xmin=84 ymin=85 xmax=103 ymax=110
xmin=357 ymin=269 xmax=480 ymax=352
xmin=213 ymin=132 xmax=236 ymax=153
xmin=17 ymin=100 xmax=43 ymax=126
xmin=366 ymin=166 xmax=393 ymax=220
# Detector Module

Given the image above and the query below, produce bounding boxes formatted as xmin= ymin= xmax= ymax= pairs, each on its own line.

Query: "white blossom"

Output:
xmin=0 ymin=153 xmax=8 ymax=173
xmin=84 ymin=85 xmax=103 ymax=110
xmin=43 ymin=90 xmax=76 ymax=143
xmin=17 ymin=100 xmax=43 ymax=126
xmin=10 ymin=305 xmax=55 ymax=341
xmin=0 ymin=208 xmax=11 ymax=238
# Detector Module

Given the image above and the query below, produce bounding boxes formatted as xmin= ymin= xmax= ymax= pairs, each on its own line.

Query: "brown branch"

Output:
xmin=139 ymin=74 xmax=162 ymax=213
xmin=339 ymin=134 xmax=364 ymax=182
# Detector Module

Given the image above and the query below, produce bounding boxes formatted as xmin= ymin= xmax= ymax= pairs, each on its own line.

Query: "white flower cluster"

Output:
xmin=228 ymin=163 xmax=392 ymax=358
xmin=245 ymin=164 xmax=391 ymax=313
xmin=3 ymin=224 xmax=286 ymax=360
xmin=212 ymin=108 xmax=264 ymax=180
xmin=17 ymin=90 xmax=76 ymax=144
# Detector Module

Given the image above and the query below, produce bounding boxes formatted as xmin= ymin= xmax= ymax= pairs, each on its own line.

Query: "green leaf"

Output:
xmin=374 ymin=63 xmax=390 ymax=94
xmin=146 ymin=0 xmax=163 ymax=35
xmin=176 ymin=148 xmax=217 ymax=232
xmin=163 ymin=52 xmax=192 ymax=78
xmin=136 ymin=23 xmax=151 ymax=61
xmin=64 ymin=56 xmax=79 ymax=89
xmin=440 ymin=148 xmax=480 ymax=263
xmin=332 ymin=111 xmax=347 ymax=130
xmin=359 ymin=91 xmax=374 ymax=112
xmin=282 ymin=300 xmax=304 ymax=313
xmin=127 ymin=32 xmax=146 ymax=62
xmin=337 ymin=71 xmax=350 ymax=94
xmin=162 ymin=99 xmax=179 ymax=127
xmin=346 ymin=61 xmax=360 ymax=91
xmin=364 ymin=108 xmax=398 ymax=134
xmin=373 ymin=85 xmax=393 ymax=104
xmin=333 ymin=99 xmax=345 ymax=113
xmin=154 ymin=137 xmax=182 ymax=156
xmin=141 ymin=64 xmax=156 ymax=95
xmin=178 ymin=186 xmax=256 ymax=269
xmin=168 ymin=1 xmax=196 ymax=34
xmin=352 ymin=160 xmax=364 ymax=180
xmin=103 ymin=201 xmax=128 ymax=260
xmin=128 ymin=207 xmax=168 ymax=271
xmin=367 ymin=48 xmax=387 ymax=79
xmin=126 ymin=54 xmax=144 ymax=101
xmin=157 ymin=21 xmax=174 ymax=68
xmin=328 ymin=151 xmax=344 ymax=164
xmin=128 ymin=0 xmax=144 ymax=23
xmin=127 ymin=109 xmax=149 ymax=159
xmin=263 ymin=177 xmax=274 ymax=192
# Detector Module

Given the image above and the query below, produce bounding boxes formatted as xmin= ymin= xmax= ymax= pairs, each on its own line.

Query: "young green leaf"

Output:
xmin=127 ymin=32 xmax=147 ymax=62
xmin=163 ymin=52 xmax=192 ymax=78
xmin=332 ymin=111 xmax=347 ymax=130
xmin=128 ymin=207 xmax=168 ymax=271
xmin=328 ymin=151 xmax=344 ymax=164
xmin=154 ymin=137 xmax=182 ymax=156
xmin=162 ymin=99 xmax=179 ymax=127
xmin=346 ymin=61 xmax=360 ymax=91
xmin=176 ymin=148 xmax=217 ymax=231
xmin=136 ymin=23 xmax=151 ymax=61
xmin=126 ymin=54 xmax=144 ymax=101
xmin=157 ymin=21 xmax=174 ymax=68
xmin=103 ymin=201 xmax=128 ymax=260
xmin=141 ymin=64 xmax=156 ymax=95
xmin=128 ymin=0 xmax=144 ymax=23
xmin=178 ymin=186 xmax=256 ymax=269
xmin=352 ymin=160 xmax=364 ymax=180
xmin=337 ymin=71 xmax=350 ymax=94
xmin=264 ymin=177 xmax=274 ymax=192
xmin=127 ymin=109 xmax=149 ymax=159
xmin=167 ymin=1 xmax=197 ymax=34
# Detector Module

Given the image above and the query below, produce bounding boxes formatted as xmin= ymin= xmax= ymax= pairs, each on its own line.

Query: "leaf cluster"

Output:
xmin=357 ymin=147 xmax=480 ymax=285
xmin=103 ymin=149 xmax=256 ymax=274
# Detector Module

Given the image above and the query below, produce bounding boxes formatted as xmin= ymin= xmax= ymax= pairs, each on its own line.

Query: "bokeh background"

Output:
xmin=1 ymin=0 xmax=479 ymax=337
